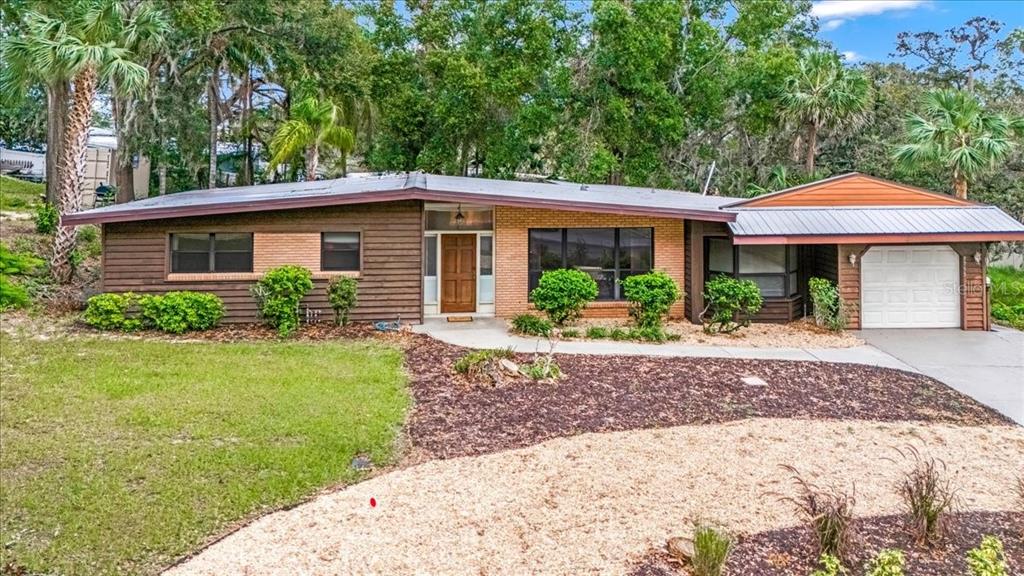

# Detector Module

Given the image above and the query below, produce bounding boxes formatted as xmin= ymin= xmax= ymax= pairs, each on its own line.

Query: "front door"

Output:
xmin=441 ymin=234 xmax=476 ymax=313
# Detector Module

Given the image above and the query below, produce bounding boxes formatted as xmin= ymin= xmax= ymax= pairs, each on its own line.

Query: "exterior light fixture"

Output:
xmin=973 ymin=251 xmax=982 ymax=264
xmin=848 ymin=252 xmax=857 ymax=266
xmin=454 ymin=204 xmax=465 ymax=227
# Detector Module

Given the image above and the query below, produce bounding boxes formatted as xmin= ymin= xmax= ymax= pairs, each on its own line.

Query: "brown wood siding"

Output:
xmin=101 ymin=201 xmax=423 ymax=324
xmin=951 ymin=243 xmax=988 ymax=331
xmin=751 ymin=296 xmax=803 ymax=324
xmin=739 ymin=174 xmax=969 ymax=207
xmin=686 ymin=220 xmax=731 ymax=323
xmin=837 ymin=245 xmax=867 ymax=330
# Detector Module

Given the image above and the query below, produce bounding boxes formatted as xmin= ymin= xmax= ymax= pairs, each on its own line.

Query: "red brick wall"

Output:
xmin=493 ymin=206 xmax=686 ymax=319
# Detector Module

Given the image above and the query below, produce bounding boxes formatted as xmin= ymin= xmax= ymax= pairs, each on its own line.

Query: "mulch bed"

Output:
xmin=403 ymin=335 xmax=1011 ymax=460
xmin=629 ymin=511 xmax=1024 ymax=575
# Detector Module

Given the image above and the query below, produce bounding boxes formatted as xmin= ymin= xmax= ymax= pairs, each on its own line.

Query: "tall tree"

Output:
xmin=267 ymin=95 xmax=355 ymax=179
xmin=894 ymin=89 xmax=1022 ymax=199
xmin=2 ymin=0 xmax=165 ymax=282
xmin=781 ymin=50 xmax=871 ymax=174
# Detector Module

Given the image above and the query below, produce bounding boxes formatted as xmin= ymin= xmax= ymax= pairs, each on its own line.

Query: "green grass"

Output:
xmin=0 ymin=335 xmax=409 ymax=575
xmin=989 ymin=265 xmax=1024 ymax=329
xmin=0 ymin=175 xmax=45 ymax=212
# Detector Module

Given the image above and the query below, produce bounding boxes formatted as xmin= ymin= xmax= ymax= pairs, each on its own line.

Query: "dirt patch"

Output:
xmin=631 ymin=511 xmax=1024 ymax=576
xmin=166 ymin=419 xmax=1024 ymax=576
xmin=404 ymin=336 xmax=1011 ymax=460
xmin=564 ymin=317 xmax=863 ymax=348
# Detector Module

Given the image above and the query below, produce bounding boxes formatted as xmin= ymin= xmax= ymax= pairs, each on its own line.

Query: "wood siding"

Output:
xmin=101 ymin=201 xmax=423 ymax=324
xmin=738 ymin=174 xmax=969 ymax=208
xmin=751 ymin=296 xmax=803 ymax=324
xmin=686 ymin=220 xmax=731 ymax=323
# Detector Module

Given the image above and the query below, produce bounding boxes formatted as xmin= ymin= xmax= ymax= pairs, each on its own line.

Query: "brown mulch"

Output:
xmin=403 ymin=335 xmax=1012 ymax=460
xmin=629 ymin=511 xmax=1024 ymax=575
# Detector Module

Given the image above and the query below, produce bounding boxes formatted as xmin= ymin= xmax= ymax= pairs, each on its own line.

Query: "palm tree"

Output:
xmin=268 ymin=96 xmax=356 ymax=180
xmin=782 ymin=51 xmax=872 ymax=174
xmin=2 ymin=0 xmax=166 ymax=282
xmin=894 ymin=89 xmax=1022 ymax=199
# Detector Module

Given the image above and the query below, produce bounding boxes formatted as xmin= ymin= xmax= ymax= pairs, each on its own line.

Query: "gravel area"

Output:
xmin=405 ymin=336 xmax=1010 ymax=459
xmin=166 ymin=419 xmax=1024 ymax=576
xmin=569 ymin=318 xmax=864 ymax=348
xmin=631 ymin=511 xmax=1023 ymax=576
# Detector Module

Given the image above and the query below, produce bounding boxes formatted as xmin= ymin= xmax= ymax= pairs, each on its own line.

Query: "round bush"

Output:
xmin=702 ymin=275 xmax=763 ymax=334
xmin=83 ymin=292 xmax=142 ymax=331
xmin=327 ymin=276 xmax=359 ymax=326
xmin=621 ymin=270 xmax=682 ymax=329
xmin=140 ymin=291 xmax=224 ymax=333
xmin=529 ymin=268 xmax=598 ymax=325
xmin=251 ymin=265 xmax=314 ymax=337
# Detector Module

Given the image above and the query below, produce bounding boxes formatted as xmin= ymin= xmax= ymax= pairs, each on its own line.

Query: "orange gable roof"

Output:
xmin=727 ymin=173 xmax=972 ymax=208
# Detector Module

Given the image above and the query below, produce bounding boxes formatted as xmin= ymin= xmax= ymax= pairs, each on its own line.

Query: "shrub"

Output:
xmin=454 ymin=347 xmax=515 ymax=375
xmin=139 ymin=291 xmax=224 ymax=333
xmin=251 ymin=265 xmax=314 ymax=337
xmin=560 ymin=328 xmax=580 ymax=338
xmin=530 ymin=268 xmax=598 ymax=325
xmin=895 ymin=446 xmax=958 ymax=546
xmin=628 ymin=325 xmax=668 ymax=342
xmin=77 ymin=225 xmax=102 ymax=259
xmin=702 ymin=275 xmax=763 ymax=334
xmin=809 ymin=277 xmax=847 ymax=331
xmin=967 ymin=536 xmax=1007 ymax=576
xmin=609 ymin=327 xmax=629 ymax=341
xmin=780 ymin=465 xmax=856 ymax=561
xmin=990 ymin=302 xmax=1024 ymax=329
xmin=83 ymin=292 xmax=142 ymax=331
xmin=327 ymin=276 xmax=359 ymax=325
xmin=690 ymin=524 xmax=732 ymax=576
xmin=865 ymin=549 xmax=905 ymax=576
xmin=520 ymin=356 xmax=561 ymax=380
xmin=0 ymin=245 xmax=43 ymax=310
xmin=585 ymin=326 xmax=609 ymax=339
xmin=809 ymin=554 xmax=845 ymax=576
xmin=511 ymin=313 xmax=552 ymax=336
xmin=621 ymin=270 xmax=681 ymax=329
xmin=34 ymin=202 xmax=59 ymax=234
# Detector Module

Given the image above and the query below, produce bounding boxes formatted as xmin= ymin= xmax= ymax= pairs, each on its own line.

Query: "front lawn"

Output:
xmin=989 ymin=265 xmax=1024 ymax=329
xmin=0 ymin=175 xmax=44 ymax=212
xmin=0 ymin=334 xmax=409 ymax=575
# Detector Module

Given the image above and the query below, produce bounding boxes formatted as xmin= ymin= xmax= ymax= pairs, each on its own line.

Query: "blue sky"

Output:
xmin=813 ymin=0 xmax=1024 ymax=64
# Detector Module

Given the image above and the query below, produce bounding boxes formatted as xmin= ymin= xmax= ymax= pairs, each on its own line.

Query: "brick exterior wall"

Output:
xmin=253 ymin=232 xmax=323 ymax=273
xmin=493 ymin=206 xmax=686 ymax=319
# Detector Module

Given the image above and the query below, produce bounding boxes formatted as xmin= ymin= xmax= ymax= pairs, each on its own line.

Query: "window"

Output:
xmin=425 ymin=207 xmax=494 ymax=231
xmin=528 ymin=228 xmax=654 ymax=300
xmin=704 ymin=239 xmax=800 ymax=298
xmin=171 ymin=233 xmax=252 ymax=273
xmin=480 ymin=235 xmax=493 ymax=276
xmin=321 ymin=232 xmax=361 ymax=271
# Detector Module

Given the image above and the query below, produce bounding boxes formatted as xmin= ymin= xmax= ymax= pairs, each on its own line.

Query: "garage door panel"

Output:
xmin=862 ymin=245 xmax=960 ymax=329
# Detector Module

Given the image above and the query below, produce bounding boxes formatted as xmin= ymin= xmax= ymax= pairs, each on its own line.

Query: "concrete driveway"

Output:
xmin=860 ymin=328 xmax=1024 ymax=425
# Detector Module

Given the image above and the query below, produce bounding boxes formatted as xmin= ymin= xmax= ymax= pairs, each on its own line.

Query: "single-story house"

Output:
xmin=63 ymin=172 xmax=1024 ymax=330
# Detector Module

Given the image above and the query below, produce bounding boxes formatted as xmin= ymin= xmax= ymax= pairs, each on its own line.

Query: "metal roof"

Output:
xmin=62 ymin=172 xmax=738 ymax=224
xmin=729 ymin=206 xmax=1024 ymax=243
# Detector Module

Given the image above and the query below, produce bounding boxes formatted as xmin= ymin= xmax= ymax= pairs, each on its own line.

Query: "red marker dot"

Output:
xmin=369 ymin=497 xmax=377 ymax=508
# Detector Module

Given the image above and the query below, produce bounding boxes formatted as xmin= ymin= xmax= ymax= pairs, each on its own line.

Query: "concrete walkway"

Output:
xmin=413 ymin=319 xmax=1024 ymax=425
xmin=412 ymin=318 xmax=913 ymax=370
xmin=860 ymin=328 xmax=1024 ymax=425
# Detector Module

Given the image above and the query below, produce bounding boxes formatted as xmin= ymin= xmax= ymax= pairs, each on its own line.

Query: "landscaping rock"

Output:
xmin=665 ymin=536 xmax=694 ymax=562
xmin=498 ymin=358 xmax=520 ymax=375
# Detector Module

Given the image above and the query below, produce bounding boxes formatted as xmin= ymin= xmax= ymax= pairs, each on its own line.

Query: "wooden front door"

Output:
xmin=441 ymin=234 xmax=477 ymax=313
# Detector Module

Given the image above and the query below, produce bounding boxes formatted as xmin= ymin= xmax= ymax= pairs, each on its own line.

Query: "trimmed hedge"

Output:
xmin=530 ymin=268 xmax=598 ymax=325
xmin=84 ymin=291 xmax=225 ymax=333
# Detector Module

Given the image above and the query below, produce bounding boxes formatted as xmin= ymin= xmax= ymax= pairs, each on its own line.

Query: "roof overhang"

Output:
xmin=731 ymin=232 xmax=1024 ymax=245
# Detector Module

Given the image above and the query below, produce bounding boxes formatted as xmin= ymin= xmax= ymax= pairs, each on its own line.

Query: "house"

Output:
xmin=62 ymin=172 xmax=1024 ymax=330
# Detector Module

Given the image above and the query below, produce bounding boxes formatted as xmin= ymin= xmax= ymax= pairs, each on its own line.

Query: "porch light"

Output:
xmin=973 ymin=251 xmax=982 ymax=264
xmin=454 ymin=204 xmax=465 ymax=227
xmin=848 ymin=252 xmax=857 ymax=266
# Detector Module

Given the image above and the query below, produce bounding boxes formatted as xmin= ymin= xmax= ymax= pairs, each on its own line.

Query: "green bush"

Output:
xmin=250 ymin=265 xmax=314 ymax=337
xmin=691 ymin=524 xmax=733 ymax=576
xmin=34 ymin=202 xmax=59 ymax=234
xmin=139 ymin=291 xmax=224 ymax=333
xmin=609 ymin=327 xmax=629 ymax=340
xmin=990 ymin=302 xmax=1024 ymax=329
xmin=77 ymin=225 xmax=102 ymax=259
xmin=989 ymin=266 xmax=1024 ymax=329
xmin=560 ymin=328 xmax=580 ymax=338
xmin=628 ymin=325 xmax=668 ymax=342
xmin=0 ymin=245 xmax=43 ymax=310
xmin=327 ymin=276 xmax=359 ymax=326
xmin=702 ymin=275 xmax=763 ymax=334
xmin=809 ymin=554 xmax=844 ymax=576
xmin=866 ymin=549 xmax=905 ymax=576
xmin=529 ymin=268 xmax=598 ymax=325
xmin=585 ymin=326 xmax=608 ymax=339
xmin=621 ymin=270 xmax=681 ymax=329
xmin=510 ymin=313 xmax=553 ymax=336
xmin=454 ymin=347 xmax=515 ymax=376
xmin=809 ymin=277 xmax=847 ymax=331
xmin=967 ymin=536 xmax=1007 ymax=576
xmin=83 ymin=293 xmax=142 ymax=331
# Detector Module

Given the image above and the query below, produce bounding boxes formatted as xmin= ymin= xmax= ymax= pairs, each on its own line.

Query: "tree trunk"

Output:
xmin=158 ymin=161 xmax=167 ymax=195
xmin=207 ymin=70 xmax=219 ymax=189
xmin=953 ymin=173 xmax=968 ymax=199
xmin=804 ymin=123 xmax=817 ymax=175
xmin=305 ymin=145 xmax=318 ymax=181
xmin=115 ymin=154 xmax=135 ymax=203
xmin=111 ymin=89 xmax=136 ymax=204
xmin=340 ymin=150 xmax=348 ymax=177
xmin=52 ymin=66 xmax=98 ymax=284
xmin=44 ymin=81 xmax=69 ymax=205
xmin=241 ymin=67 xmax=253 ymax=186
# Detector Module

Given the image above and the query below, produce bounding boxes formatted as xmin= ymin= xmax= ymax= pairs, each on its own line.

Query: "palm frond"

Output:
xmin=268 ymin=120 xmax=314 ymax=171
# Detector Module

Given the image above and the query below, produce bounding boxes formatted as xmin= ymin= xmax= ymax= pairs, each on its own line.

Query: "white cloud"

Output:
xmin=841 ymin=51 xmax=862 ymax=62
xmin=821 ymin=18 xmax=846 ymax=31
xmin=811 ymin=0 xmax=928 ymax=19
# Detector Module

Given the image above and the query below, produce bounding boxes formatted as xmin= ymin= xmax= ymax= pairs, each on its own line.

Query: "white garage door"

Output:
xmin=861 ymin=245 xmax=960 ymax=328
